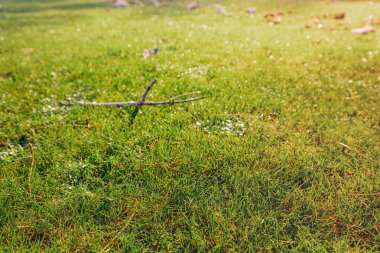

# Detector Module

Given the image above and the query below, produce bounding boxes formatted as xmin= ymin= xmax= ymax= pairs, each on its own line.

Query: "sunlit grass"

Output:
xmin=0 ymin=0 xmax=379 ymax=251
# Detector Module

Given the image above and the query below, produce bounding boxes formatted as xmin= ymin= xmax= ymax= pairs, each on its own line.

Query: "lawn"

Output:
xmin=0 ymin=0 xmax=379 ymax=252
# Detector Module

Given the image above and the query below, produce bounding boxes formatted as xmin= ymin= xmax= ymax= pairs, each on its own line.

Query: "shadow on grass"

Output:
xmin=1 ymin=1 xmax=109 ymax=14
xmin=129 ymin=107 xmax=140 ymax=125
xmin=0 ymin=14 xmax=81 ymax=30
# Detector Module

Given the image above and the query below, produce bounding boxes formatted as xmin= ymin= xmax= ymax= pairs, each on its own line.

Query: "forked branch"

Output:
xmin=63 ymin=79 xmax=205 ymax=107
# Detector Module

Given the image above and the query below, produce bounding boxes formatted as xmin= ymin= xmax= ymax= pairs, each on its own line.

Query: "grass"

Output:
xmin=0 ymin=0 xmax=379 ymax=251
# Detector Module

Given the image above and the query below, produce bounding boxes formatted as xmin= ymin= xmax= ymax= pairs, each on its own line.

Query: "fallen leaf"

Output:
xmin=352 ymin=25 xmax=375 ymax=34
xmin=112 ymin=0 xmax=128 ymax=8
xmin=265 ymin=12 xmax=284 ymax=24
xmin=368 ymin=16 xmax=380 ymax=26
xmin=313 ymin=17 xmax=321 ymax=24
xmin=264 ymin=13 xmax=275 ymax=18
xmin=150 ymin=0 xmax=159 ymax=6
xmin=272 ymin=16 xmax=282 ymax=24
xmin=247 ymin=7 xmax=257 ymax=14
xmin=214 ymin=4 xmax=225 ymax=13
xmin=143 ymin=48 xmax=159 ymax=59
xmin=187 ymin=2 xmax=200 ymax=10
xmin=326 ymin=28 xmax=336 ymax=33
xmin=334 ymin=12 xmax=345 ymax=20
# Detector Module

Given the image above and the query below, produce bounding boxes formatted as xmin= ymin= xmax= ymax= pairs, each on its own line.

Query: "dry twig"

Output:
xmin=354 ymin=196 xmax=380 ymax=233
xmin=351 ymin=192 xmax=380 ymax=197
xmin=62 ymin=79 xmax=205 ymax=107
xmin=28 ymin=142 xmax=35 ymax=194
xmin=277 ymin=178 xmax=311 ymax=208
xmin=100 ymin=212 xmax=135 ymax=252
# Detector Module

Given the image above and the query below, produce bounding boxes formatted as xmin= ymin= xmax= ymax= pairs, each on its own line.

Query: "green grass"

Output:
xmin=0 ymin=0 xmax=380 ymax=251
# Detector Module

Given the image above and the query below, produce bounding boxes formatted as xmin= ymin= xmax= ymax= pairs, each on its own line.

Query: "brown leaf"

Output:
xmin=352 ymin=25 xmax=375 ymax=34
xmin=334 ymin=12 xmax=345 ymax=20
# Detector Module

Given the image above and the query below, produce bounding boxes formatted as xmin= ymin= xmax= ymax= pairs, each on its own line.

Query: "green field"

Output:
xmin=0 ymin=0 xmax=379 ymax=251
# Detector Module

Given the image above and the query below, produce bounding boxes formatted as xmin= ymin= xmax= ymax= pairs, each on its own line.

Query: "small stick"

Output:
xmin=354 ymin=196 xmax=379 ymax=233
xmin=100 ymin=212 xmax=135 ymax=253
xmin=138 ymin=78 xmax=156 ymax=105
xmin=28 ymin=142 xmax=35 ymax=194
xmin=277 ymin=178 xmax=311 ymax=208
xmin=118 ymin=159 xmax=186 ymax=167
xmin=61 ymin=79 xmax=204 ymax=107
xmin=0 ymin=141 xmax=13 ymax=148
xmin=166 ymin=91 xmax=201 ymax=102
xmin=209 ymin=113 xmax=255 ymax=117
xmin=75 ymin=96 xmax=205 ymax=107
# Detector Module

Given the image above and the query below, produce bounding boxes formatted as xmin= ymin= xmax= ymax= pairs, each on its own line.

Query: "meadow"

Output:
xmin=0 ymin=0 xmax=379 ymax=251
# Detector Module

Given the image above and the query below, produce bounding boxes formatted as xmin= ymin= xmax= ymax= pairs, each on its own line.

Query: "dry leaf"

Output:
xmin=112 ymin=0 xmax=128 ymax=8
xmin=247 ymin=7 xmax=257 ymax=14
xmin=352 ymin=25 xmax=375 ymax=34
xmin=272 ymin=16 xmax=282 ymax=24
xmin=334 ymin=12 xmax=345 ymax=20
xmin=214 ymin=4 xmax=226 ymax=13
xmin=187 ymin=2 xmax=200 ymax=10
xmin=368 ymin=16 xmax=380 ymax=26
